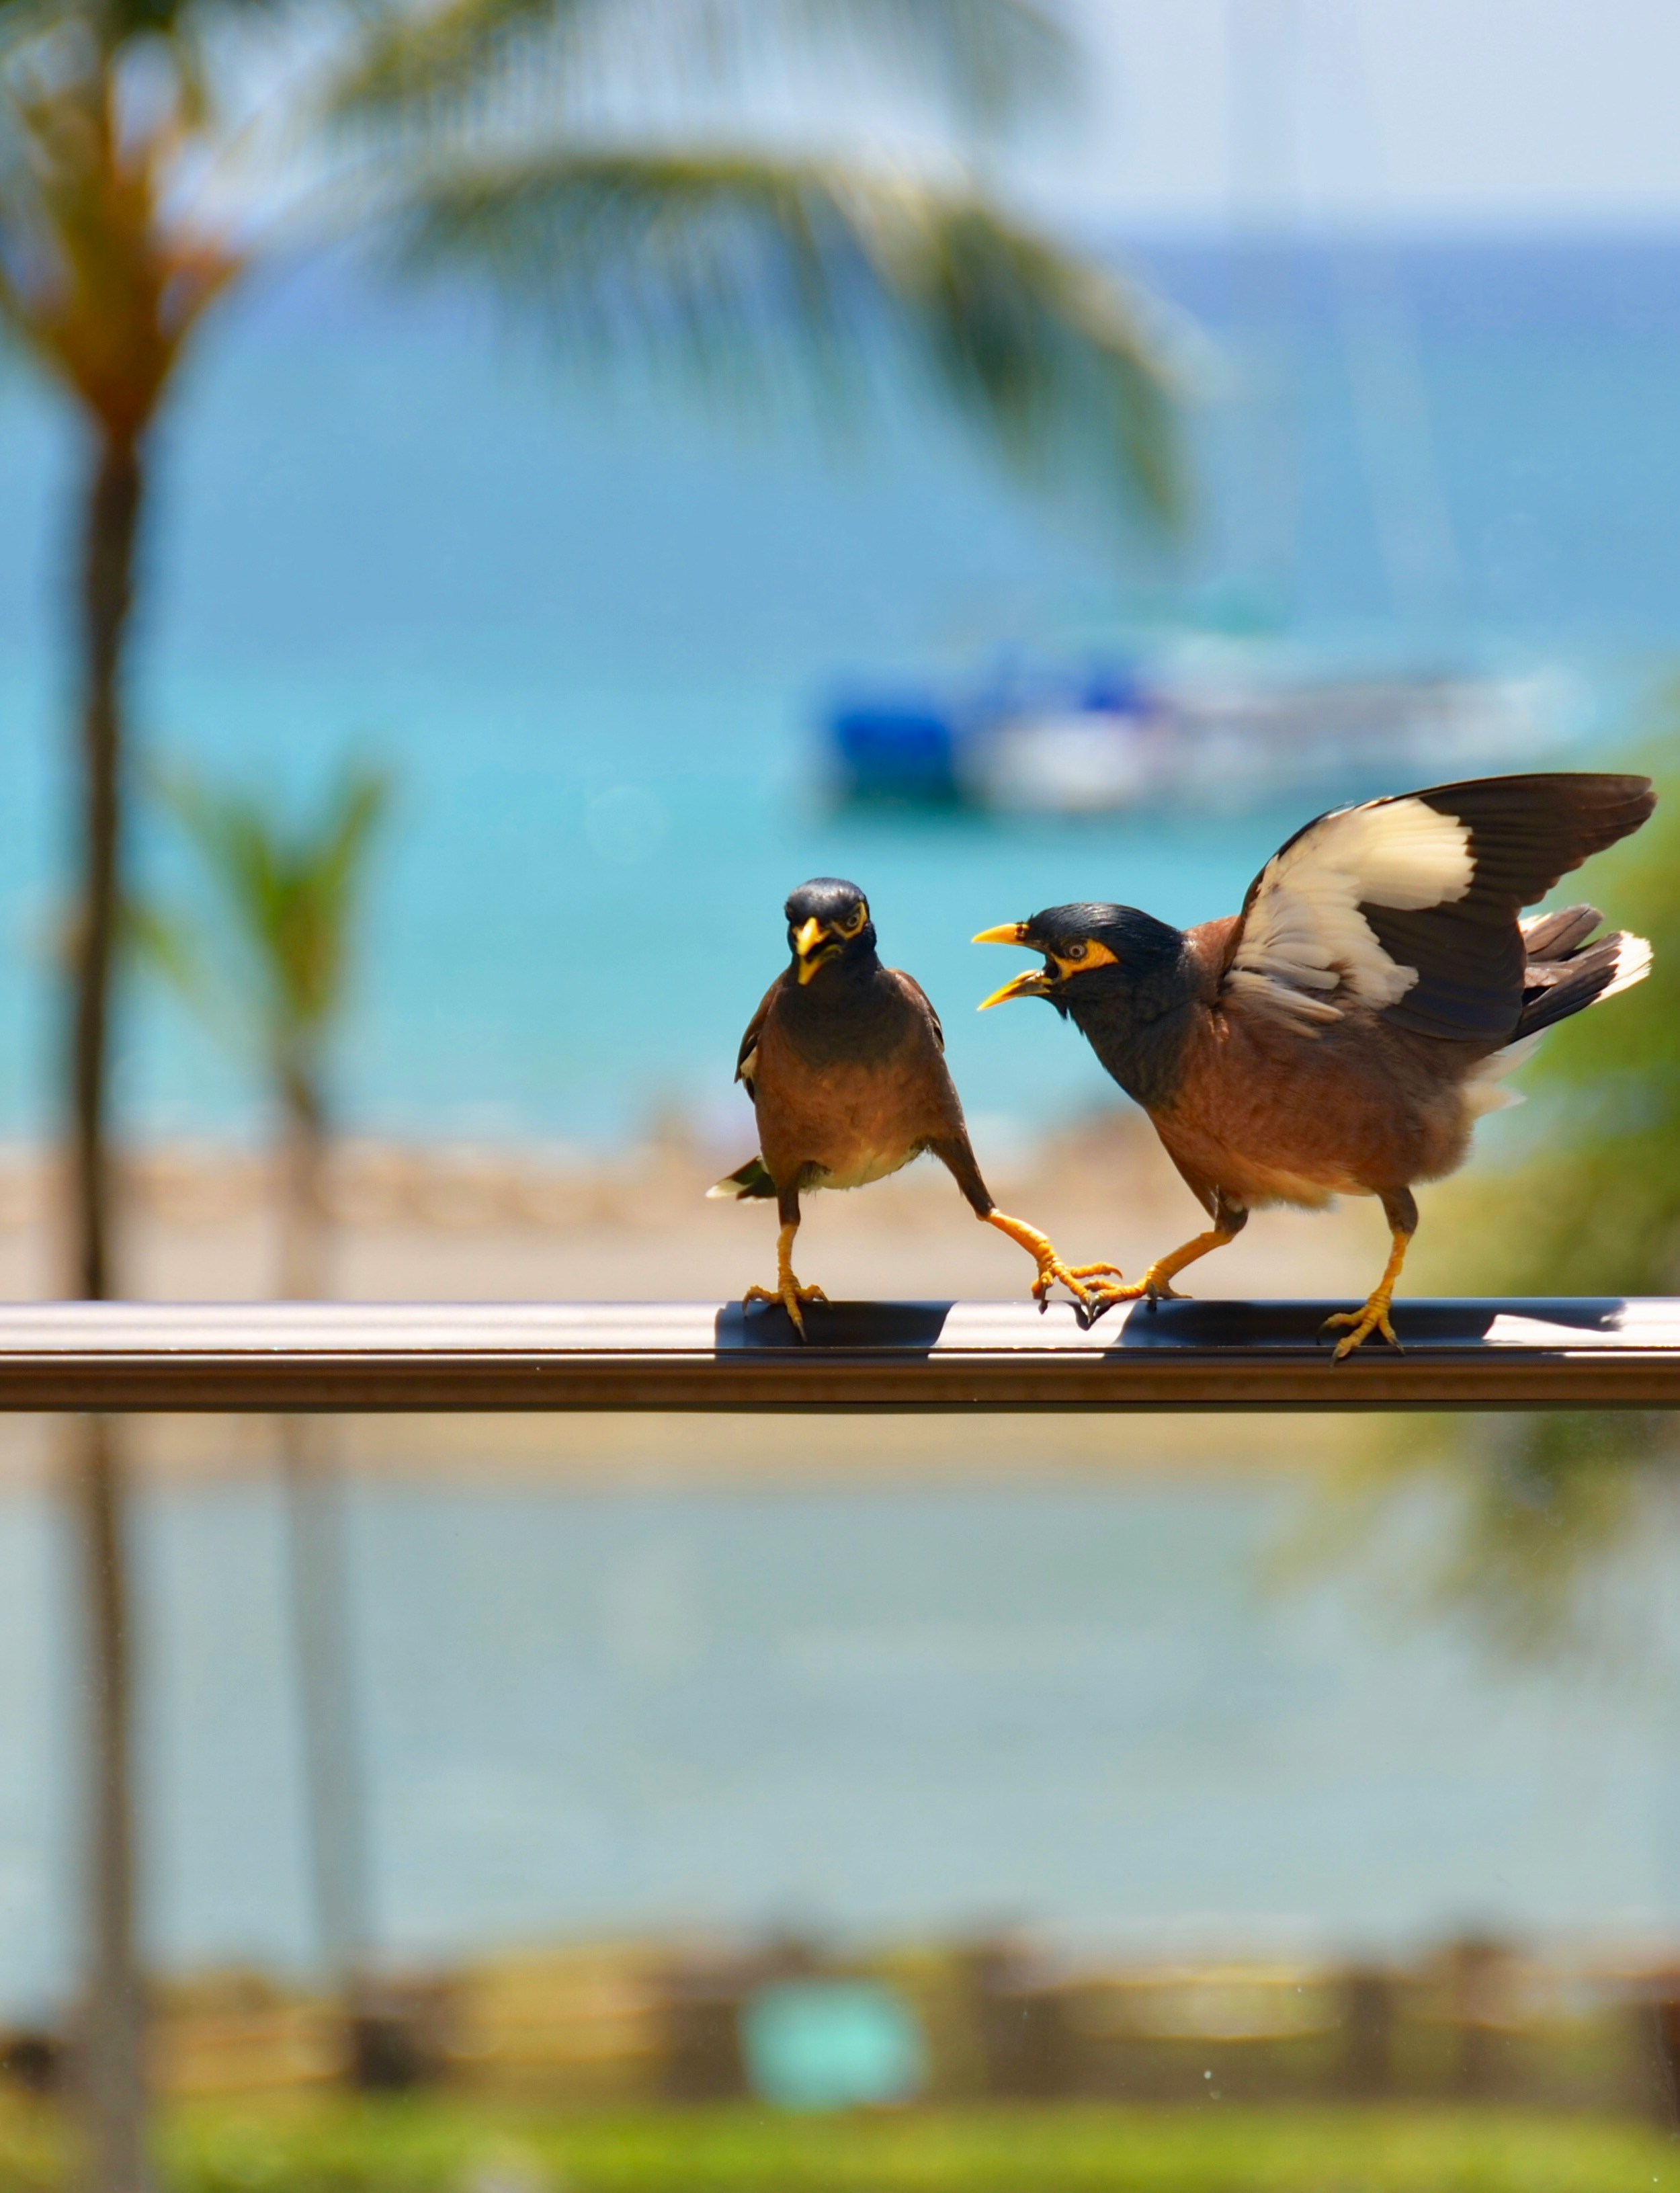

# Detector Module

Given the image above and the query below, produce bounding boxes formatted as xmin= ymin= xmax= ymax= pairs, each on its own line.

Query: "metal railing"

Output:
xmin=4 ymin=1296 xmax=1680 ymax=1410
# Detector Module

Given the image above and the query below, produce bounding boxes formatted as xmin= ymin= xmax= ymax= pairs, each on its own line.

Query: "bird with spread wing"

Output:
xmin=974 ymin=774 xmax=1656 ymax=1358
xmin=712 ymin=878 xmax=1120 ymax=1333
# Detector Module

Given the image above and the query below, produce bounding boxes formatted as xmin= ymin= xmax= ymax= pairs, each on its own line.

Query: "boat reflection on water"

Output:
xmin=823 ymin=649 xmax=1580 ymax=817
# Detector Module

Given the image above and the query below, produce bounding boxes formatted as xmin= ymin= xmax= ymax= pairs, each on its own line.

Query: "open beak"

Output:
xmin=973 ymin=921 xmax=1050 ymax=1009
xmin=794 ymin=916 xmax=831 ymax=985
xmin=977 ymin=966 xmax=1052 ymax=1011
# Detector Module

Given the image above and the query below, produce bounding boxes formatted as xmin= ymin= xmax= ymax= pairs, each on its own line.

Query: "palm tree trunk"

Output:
xmin=67 ymin=424 xmax=149 ymax=2193
xmin=72 ymin=429 xmax=139 ymax=1300
xmin=278 ymin=1082 xmax=374 ymax=2023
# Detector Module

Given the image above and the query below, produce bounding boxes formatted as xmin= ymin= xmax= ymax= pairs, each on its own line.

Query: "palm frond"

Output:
xmin=0 ymin=51 xmax=241 ymax=429
xmin=154 ymin=759 xmax=391 ymax=1064
xmin=384 ymin=148 xmax=1181 ymax=522
xmin=329 ymin=0 xmax=1070 ymax=140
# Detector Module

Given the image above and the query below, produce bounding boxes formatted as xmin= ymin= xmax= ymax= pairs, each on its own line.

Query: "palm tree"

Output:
xmin=2 ymin=2 xmax=1180 ymax=2182
xmin=145 ymin=763 xmax=390 ymax=1297
xmin=140 ymin=760 xmax=389 ymax=2046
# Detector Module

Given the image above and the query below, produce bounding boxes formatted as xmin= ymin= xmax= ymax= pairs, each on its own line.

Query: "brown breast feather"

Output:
xmin=751 ymin=968 xmax=967 ymax=1191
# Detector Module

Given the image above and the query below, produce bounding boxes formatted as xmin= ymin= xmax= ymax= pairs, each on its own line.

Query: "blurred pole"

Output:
xmin=278 ymin=1089 xmax=375 ymax=2043
xmin=1316 ymin=0 xmax=1465 ymax=632
xmin=70 ymin=1416 xmax=147 ymax=2193
xmin=1224 ymin=0 xmax=1301 ymax=630
xmin=282 ymin=1419 xmax=372 ymax=2002
xmin=1335 ymin=1965 xmax=1395 ymax=2098
xmin=67 ymin=423 xmax=151 ymax=2193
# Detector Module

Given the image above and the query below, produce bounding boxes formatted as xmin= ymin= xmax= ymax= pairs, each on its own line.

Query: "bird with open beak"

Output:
xmin=710 ymin=877 xmax=1121 ymax=1334
xmin=975 ymin=773 xmax=1656 ymax=1358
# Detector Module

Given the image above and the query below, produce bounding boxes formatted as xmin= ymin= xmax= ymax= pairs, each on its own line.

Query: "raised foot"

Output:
xmin=744 ymin=1277 xmax=828 ymax=1339
xmin=1322 ymin=1299 xmax=1400 ymax=1361
xmin=1101 ymin=1266 xmax=1188 ymax=1309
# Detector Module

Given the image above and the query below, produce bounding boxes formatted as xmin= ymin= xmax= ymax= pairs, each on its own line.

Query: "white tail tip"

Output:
xmin=1599 ymin=932 xmax=1654 ymax=1003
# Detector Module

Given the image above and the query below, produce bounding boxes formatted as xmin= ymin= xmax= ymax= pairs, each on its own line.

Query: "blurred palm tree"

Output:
xmin=139 ymin=758 xmax=389 ymax=2049
xmin=144 ymin=763 xmax=390 ymax=1297
xmin=1 ymin=1 xmax=1179 ymax=2180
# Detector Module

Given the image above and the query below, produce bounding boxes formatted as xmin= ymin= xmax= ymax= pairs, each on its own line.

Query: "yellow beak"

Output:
xmin=977 ymin=966 xmax=1052 ymax=1011
xmin=794 ymin=916 xmax=829 ymax=984
xmin=973 ymin=921 xmax=1046 ymax=1009
xmin=972 ymin=922 xmax=1030 ymax=948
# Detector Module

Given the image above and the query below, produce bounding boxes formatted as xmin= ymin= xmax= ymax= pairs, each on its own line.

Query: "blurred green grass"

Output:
xmin=1 ymin=2098 xmax=1675 ymax=2193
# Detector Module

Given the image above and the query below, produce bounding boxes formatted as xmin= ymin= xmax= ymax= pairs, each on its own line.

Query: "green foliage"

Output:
xmin=138 ymin=761 xmax=390 ymax=1110
xmin=1443 ymin=753 xmax=1680 ymax=1298
xmin=146 ymin=2100 xmax=1680 ymax=2193
xmin=1362 ymin=746 xmax=1680 ymax=1656
xmin=0 ymin=2097 xmax=1670 ymax=2193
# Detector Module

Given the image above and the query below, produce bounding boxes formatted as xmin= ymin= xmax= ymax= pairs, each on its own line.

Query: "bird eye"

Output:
xmin=840 ymin=903 xmax=868 ymax=937
xmin=1065 ymin=942 xmax=1087 ymax=962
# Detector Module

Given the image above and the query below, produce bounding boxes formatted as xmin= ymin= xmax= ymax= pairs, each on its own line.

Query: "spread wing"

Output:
xmin=1222 ymin=773 xmax=1655 ymax=1040
xmin=890 ymin=968 xmax=946 ymax=1052
xmin=734 ymin=979 xmax=781 ymax=1098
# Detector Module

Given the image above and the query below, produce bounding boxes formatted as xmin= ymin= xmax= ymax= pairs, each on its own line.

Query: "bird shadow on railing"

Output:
xmin=712 ymin=1298 xmax=1643 ymax=1354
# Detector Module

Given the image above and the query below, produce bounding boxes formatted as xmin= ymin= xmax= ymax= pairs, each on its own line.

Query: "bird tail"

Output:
xmin=706 ymin=1155 xmax=777 ymax=1201
xmin=1514 ymin=905 xmax=1652 ymax=1040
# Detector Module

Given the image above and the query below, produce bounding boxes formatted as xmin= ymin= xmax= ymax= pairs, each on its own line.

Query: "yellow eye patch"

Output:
xmin=1051 ymin=939 xmax=1118 ymax=980
xmin=837 ymin=901 xmax=869 ymax=938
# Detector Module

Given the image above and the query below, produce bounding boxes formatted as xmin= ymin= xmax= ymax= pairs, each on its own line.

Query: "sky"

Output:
xmin=1030 ymin=0 xmax=1680 ymax=231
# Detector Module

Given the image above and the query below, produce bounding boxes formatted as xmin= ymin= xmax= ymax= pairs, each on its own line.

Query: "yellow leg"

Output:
xmin=986 ymin=1210 xmax=1126 ymax=1315
xmin=744 ymin=1220 xmax=828 ymax=1338
xmin=1322 ymin=1226 xmax=1411 ymax=1360
xmin=1103 ymin=1223 xmax=1238 ymax=1307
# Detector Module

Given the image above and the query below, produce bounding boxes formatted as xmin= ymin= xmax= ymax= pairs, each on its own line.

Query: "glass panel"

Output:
xmin=1 ymin=1412 xmax=1676 ymax=2186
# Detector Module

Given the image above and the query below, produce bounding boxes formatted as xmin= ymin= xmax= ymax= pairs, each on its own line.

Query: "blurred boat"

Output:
xmin=822 ymin=653 xmax=1575 ymax=815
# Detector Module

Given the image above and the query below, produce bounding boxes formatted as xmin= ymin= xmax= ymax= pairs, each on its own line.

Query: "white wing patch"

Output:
xmin=1227 ymin=796 xmax=1474 ymax=1026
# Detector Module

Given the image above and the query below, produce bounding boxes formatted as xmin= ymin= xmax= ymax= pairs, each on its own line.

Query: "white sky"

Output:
xmin=1030 ymin=0 xmax=1680 ymax=229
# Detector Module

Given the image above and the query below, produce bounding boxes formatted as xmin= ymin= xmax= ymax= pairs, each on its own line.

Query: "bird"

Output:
xmin=973 ymin=773 xmax=1656 ymax=1358
xmin=710 ymin=876 xmax=1122 ymax=1335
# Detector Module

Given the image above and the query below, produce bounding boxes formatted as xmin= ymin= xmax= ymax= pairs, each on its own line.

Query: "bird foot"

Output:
xmin=744 ymin=1277 xmax=828 ymax=1339
xmin=1102 ymin=1266 xmax=1188 ymax=1309
xmin=1322 ymin=1298 xmax=1400 ymax=1361
xmin=1030 ymin=1257 xmax=1126 ymax=1319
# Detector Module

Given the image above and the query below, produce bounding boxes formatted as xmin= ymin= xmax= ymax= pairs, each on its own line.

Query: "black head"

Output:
xmin=973 ymin=902 xmax=1186 ymax=1022
xmin=784 ymin=876 xmax=878 ymax=987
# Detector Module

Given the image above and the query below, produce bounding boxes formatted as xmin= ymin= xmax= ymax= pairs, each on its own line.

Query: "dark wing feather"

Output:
xmin=1369 ymin=774 xmax=1654 ymax=1039
xmin=890 ymin=968 xmax=946 ymax=1052
xmin=733 ymin=977 xmax=783 ymax=1098
xmin=1225 ymin=772 xmax=1654 ymax=1042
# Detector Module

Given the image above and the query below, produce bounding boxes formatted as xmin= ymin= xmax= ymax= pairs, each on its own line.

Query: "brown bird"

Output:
xmin=710 ymin=877 xmax=1120 ymax=1333
xmin=974 ymin=773 xmax=1656 ymax=1357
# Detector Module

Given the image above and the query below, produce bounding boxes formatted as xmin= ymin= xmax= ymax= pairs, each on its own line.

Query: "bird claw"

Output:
xmin=1101 ymin=1267 xmax=1187 ymax=1311
xmin=744 ymin=1278 xmax=828 ymax=1340
xmin=1032 ymin=1259 xmax=1126 ymax=1321
xmin=1322 ymin=1300 xmax=1401 ymax=1361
